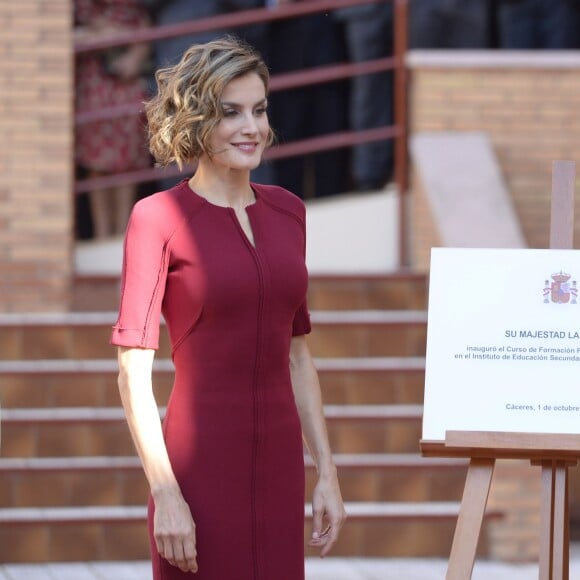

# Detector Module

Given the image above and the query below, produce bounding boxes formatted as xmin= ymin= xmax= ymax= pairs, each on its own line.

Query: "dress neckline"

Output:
xmin=181 ymin=179 xmax=260 ymax=211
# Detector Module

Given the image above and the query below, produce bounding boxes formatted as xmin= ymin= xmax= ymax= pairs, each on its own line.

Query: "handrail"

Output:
xmin=76 ymin=57 xmax=397 ymax=125
xmin=75 ymin=125 xmax=399 ymax=194
xmin=393 ymin=0 xmax=409 ymax=266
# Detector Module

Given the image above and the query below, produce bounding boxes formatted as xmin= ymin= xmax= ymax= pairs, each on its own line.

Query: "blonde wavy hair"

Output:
xmin=146 ymin=36 xmax=274 ymax=169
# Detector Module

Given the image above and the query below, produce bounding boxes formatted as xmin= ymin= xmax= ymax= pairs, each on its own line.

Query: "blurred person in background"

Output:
xmin=334 ymin=2 xmax=394 ymax=192
xmin=409 ymin=0 xmax=492 ymax=48
xmin=75 ymin=0 xmax=152 ymax=239
xmin=266 ymin=0 xmax=349 ymax=198
xmin=496 ymin=0 xmax=580 ymax=49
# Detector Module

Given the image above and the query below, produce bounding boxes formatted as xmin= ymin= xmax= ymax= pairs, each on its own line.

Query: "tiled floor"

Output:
xmin=0 ymin=557 xmax=575 ymax=580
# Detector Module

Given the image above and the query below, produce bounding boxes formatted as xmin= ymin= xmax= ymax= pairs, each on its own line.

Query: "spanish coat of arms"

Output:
xmin=543 ymin=271 xmax=578 ymax=304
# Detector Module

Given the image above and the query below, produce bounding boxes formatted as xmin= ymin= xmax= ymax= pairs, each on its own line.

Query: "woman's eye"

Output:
xmin=223 ymin=109 xmax=238 ymax=117
xmin=255 ymin=107 xmax=267 ymax=116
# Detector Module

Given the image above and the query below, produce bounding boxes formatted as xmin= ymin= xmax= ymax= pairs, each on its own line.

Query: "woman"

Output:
xmin=111 ymin=36 xmax=345 ymax=579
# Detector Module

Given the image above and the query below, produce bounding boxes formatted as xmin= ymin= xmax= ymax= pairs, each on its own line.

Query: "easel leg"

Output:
xmin=446 ymin=458 xmax=495 ymax=580
xmin=553 ymin=462 xmax=569 ymax=580
xmin=539 ymin=462 xmax=555 ymax=580
xmin=539 ymin=461 xmax=570 ymax=580
xmin=565 ymin=471 xmax=569 ymax=580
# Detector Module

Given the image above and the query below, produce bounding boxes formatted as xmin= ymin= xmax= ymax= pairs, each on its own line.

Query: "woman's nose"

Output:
xmin=241 ymin=112 xmax=258 ymax=134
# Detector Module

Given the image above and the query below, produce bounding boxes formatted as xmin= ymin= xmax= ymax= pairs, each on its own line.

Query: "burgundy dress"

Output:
xmin=110 ymin=180 xmax=311 ymax=580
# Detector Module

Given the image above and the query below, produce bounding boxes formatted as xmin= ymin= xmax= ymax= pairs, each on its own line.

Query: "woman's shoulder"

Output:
xmin=129 ymin=180 xmax=200 ymax=235
xmin=253 ymin=183 xmax=306 ymax=220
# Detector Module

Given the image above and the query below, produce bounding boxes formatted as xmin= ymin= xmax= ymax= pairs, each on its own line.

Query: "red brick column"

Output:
xmin=0 ymin=0 xmax=74 ymax=312
xmin=486 ymin=460 xmax=542 ymax=562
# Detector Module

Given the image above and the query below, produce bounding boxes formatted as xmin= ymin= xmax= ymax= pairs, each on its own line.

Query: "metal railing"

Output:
xmin=74 ymin=0 xmax=409 ymax=265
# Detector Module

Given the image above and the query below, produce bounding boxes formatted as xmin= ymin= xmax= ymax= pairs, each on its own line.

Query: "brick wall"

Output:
xmin=408 ymin=51 xmax=580 ymax=265
xmin=0 ymin=0 xmax=74 ymax=312
xmin=486 ymin=460 xmax=542 ymax=562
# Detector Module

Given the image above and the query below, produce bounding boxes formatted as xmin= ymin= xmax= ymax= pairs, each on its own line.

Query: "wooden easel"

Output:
xmin=421 ymin=161 xmax=579 ymax=580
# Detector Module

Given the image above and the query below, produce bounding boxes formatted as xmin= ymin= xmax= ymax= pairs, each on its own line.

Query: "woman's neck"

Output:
xmin=188 ymin=168 xmax=254 ymax=211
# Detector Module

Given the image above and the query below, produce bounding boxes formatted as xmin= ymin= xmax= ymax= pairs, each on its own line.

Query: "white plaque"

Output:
xmin=422 ymin=248 xmax=580 ymax=441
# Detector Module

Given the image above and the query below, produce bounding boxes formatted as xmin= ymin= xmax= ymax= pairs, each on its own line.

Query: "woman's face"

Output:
xmin=203 ymin=72 xmax=269 ymax=173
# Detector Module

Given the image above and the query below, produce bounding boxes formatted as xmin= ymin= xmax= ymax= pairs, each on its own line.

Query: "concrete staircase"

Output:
xmin=0 ymin=273 xmax=491 ymax=563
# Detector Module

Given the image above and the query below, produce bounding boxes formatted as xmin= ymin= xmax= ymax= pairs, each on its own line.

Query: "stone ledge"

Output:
xmin=0 ymin=453 xmax=466 ymax=472
xmin=407 ymin=50 xmax=580 ymax=70
xmin=0 ymin=404 xmax=424 ymax=423
xmin=0 ymin=309 xmax=428 ymax=327
xmin=0 ymin=502 xmax=475 ymax=524
xmin=0 ymin=356 xmax=426 ymax=374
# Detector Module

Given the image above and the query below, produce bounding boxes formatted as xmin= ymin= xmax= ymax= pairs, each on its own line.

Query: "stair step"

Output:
xmin=307 ymin=273 xmax=428 ymax=311
xmin=0 ymin=454 xmax=469 ymax=506
xmin=309 ymin=315 xmax=427 ymax=357
xmin=1 ymin=405 xmax=424 ymax=457
xmin=0 ymin=356 xmax=426 ymax=408
xmin=0 ymin=518 xmax=459 ymax=562
xmin=72 ymin=272 xmax=429 ymax=312
xmin=0 ymin=501 xmax=498 ymax=562
xmin=0 ymin=310 xmax=428 ymax=360
xmin=0 ymin=501 xmax=477 ymax=561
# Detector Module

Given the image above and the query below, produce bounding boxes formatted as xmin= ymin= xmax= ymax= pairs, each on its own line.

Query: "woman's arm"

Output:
xmin=117 ymin=346 xmax=197 ymax=573
xmin=289 ymin=335 xmax=346 ymax=557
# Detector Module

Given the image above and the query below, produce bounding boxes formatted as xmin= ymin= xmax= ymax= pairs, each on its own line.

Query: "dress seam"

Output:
xmin=257 ymin=195 xmax=307 ymax=257
xmin=142 ymin=239 xmax=170 ymax=346
xmin=258 ymin=196 xmax=305 ymax=230
xmin=142 ymin=200 xmax=207 ymax=347
xmin=248 ymin=231 xmax=266 ymax=580
xmin=224 ymin=207 xmax=265 ymax=579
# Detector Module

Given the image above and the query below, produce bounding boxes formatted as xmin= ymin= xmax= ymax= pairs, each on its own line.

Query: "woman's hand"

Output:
xmin=153 ymin=487 xmax=198 ymax=573
xmin=308 ymin=470 xmax=347 ymax=557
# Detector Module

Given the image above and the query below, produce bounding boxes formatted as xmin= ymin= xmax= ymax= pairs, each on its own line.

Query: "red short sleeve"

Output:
xmin=110 ymin=199 xmax=169 ymax=349
xmin=290 ymin=193 xmax=311 ymax=337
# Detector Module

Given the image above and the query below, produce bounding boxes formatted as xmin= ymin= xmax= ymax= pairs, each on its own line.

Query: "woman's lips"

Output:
xmin=232 ymin=142 xmax=259 ymax=152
